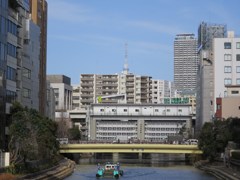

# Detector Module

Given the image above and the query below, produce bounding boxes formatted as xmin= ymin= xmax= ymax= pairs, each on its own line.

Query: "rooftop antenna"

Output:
xmin=123 ymin=43 xmax=129 ymax=75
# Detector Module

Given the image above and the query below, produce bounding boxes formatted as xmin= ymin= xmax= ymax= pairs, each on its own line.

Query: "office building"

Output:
xmin=0 ymin=0 xmax=8 ymax=151
xmin=88 ymin=103 xmax=193 ymax=141
xmin=174 ymin=34 xmax=198 ymax=93
xmin=47 ymin=75 xmax=72 ymax=112
xmin=30 ymin=0 xmax=48 ymax=116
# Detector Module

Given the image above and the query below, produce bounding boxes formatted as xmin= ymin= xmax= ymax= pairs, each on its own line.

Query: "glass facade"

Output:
xmin=0 ymin=0 xmax=8 ymax=150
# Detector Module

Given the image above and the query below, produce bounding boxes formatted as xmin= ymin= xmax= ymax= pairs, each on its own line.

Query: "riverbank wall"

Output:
xmin=16 ymin=158 xmax=75 ymax=180
xmin=195 ymin=160 xmax=240 ymax=180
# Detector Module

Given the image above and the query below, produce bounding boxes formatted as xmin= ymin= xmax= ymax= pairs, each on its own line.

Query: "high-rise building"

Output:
xmin=174 ymin=33 xmax=198 ymax=93
xmin=30 ymin=0 xmax=48 ymax=116
xmin=0 ymin=0 xmax=8 ymax=150
xmin=196 ymin=22 xmax=226 ymax=133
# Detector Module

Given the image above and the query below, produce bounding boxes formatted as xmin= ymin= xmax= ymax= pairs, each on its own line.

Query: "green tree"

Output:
xmin=68 ymin=126 xmax=81 ymax=140
xmin=8 ymin=102 xmax=59 ymax=172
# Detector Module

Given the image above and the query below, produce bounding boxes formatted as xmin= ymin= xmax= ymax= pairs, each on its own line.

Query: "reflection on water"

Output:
xmin=64 ymin=153 xmax=215 ymax=180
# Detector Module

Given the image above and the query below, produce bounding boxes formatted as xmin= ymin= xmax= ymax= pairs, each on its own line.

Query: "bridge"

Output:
xmin=59 ymin=144 xmax=203 ymax=154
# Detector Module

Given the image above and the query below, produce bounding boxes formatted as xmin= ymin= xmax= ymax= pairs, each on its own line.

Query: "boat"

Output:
xmin=96 ymin=162 xmax=124 ymax=178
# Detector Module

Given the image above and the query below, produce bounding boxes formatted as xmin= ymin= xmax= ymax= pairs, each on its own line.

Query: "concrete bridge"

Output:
xmin=59 ymin=144 xmax=203 ymax=154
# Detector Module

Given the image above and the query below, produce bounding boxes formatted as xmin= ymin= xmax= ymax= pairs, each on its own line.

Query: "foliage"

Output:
xmin=198 ymin=117 xmax=240 ymax=161
xmin=231 ymin=151 xmax=240 ymax=160
xmin=68 ymin=126 xmax=81 ymax=140
xmin=8 ymin=102 xmax=59 ymax=173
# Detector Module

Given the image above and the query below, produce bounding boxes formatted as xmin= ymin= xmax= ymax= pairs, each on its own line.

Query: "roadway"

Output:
xmin=59 ymin=143 xmax=203 ymax=154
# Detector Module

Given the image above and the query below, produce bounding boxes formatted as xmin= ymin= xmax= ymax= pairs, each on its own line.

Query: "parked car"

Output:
xmin=184 ymin=139 xmax=198 ymax=145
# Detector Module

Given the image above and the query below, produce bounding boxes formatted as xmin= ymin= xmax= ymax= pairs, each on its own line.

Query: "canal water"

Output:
xmin=65 ymin=153 xmax=215 ymax=180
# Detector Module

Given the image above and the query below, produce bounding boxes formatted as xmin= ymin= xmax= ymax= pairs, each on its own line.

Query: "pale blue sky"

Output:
xmin=47 ymin=0 xmax=240 ymax=84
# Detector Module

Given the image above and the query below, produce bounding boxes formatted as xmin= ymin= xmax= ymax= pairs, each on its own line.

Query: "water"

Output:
xmin=64 ymin=153 xmax=215 ymax=180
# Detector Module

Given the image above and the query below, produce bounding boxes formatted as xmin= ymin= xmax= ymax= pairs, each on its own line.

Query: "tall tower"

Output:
xmin=30 ymin=0 xmax=48 ymax=116
xmin=174 ymin=34 xmax=198 ymax=94
xmin=123 ymin=43 xmax=129 ymax=75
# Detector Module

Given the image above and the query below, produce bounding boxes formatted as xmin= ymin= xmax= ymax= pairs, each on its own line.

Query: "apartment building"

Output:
xmin=72 ymin=84 xmax=80 ymax=110
xmin=151 ymin=79 xmax=175 ymax=104
xmin=80 ymin=73 xmax=152 ymax=106
xmin=174 ymin=33 xmax=199 ymax=93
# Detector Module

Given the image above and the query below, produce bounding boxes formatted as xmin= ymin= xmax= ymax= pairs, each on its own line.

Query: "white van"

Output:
xmin=185 ymin=139 xmax=198 ymax=145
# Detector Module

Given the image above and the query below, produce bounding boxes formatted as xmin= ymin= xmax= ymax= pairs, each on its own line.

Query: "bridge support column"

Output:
xmin=113 ymin=153 xmax=119 ymax=162
xmin=138 ymin=153 xmax=143 ymax=162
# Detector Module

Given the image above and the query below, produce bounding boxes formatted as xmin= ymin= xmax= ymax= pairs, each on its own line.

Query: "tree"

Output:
xmin=68 ymin=126 xmax=81 ymax=140
xmin=8 ymin=102 xmax=59 ymax=172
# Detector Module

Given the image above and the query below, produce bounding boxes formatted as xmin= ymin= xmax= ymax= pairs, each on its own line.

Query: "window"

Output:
xmin=236 ymin=54 xmax=240 ymax=61
xmin=7 ymin=43 xmax=16 ymax=58
xmin=23 ymin=88 xmax=31 ymax=98
xmin=231 ymin=91 xmax=239 ymax=94
xmin=6 ymin=90 xmax=16 ymax=103
xmin=224 ymin=42 xmax=231 ymax=49
xmin=23 ymin=68 xmax=31 ymax=78
xmin=224 ymin=78 xmax=232 ymax=85
xmin=135 ymin=109 xmax=139 ymax=112
xmin=237 ymin=66 xmax=240 ymax=73
xmin=155 ymin=109 xmax=159 ymax=112
xmin=123 ymin=109 xmax=127 ymax=112
xmin=237 ymin=79 xmax=240 ymax=85
xmin=6 ymin=66 xmax=16 ymax=81
xmin=224 ymin=54 xmax=232 ymax=61
xmin=236 ymin=42 xmax=240 ymax=49
xmin=224 ymin=66 xmax=232 ymax=73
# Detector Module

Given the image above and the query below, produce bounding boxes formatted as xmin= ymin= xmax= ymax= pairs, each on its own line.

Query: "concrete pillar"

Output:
xmin=113 ymin=153 xmax=119 ymax=162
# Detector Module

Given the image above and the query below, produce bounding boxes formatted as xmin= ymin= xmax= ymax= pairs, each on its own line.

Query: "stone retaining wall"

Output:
xmin=17 ymin=158 xmax=75 ymax=180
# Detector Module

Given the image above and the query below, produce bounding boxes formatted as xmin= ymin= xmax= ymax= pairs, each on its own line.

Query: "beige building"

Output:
xmin=216 ymin=86 xmax=240 ymax=119
xmin=80 ymin=73 xmax=152 ymax=106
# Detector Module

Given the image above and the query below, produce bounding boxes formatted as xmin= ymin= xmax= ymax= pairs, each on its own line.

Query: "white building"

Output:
xmin=88 ymin=103 xmax=193 ymax=142
xmin=174 ymin=34 xmax=199 ymax=93
xmin=213 ymin=31 xmax=240 ymax=113
xmin=47 ymin=75 xmax=73 ymax=112
xmin=151 ymin=80 xmax=175 ymax=104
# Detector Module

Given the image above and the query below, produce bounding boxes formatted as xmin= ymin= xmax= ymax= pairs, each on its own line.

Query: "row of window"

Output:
xmin=0 ymin=0 xmax=8 ymax=8
xmin=224 ymin=42 xmax=240 ymax=49
xmin=224 ymin=54 xmax=240 ymax=61
xmin=97 ymin=127 xmax=136 ymax=131
xmin=224 ymin=66 xmax=240 ymax=73
xmin=0 ymin=42 xmax=6 ymax=61
xmin=0 ymin=16 xmax=7 ymax=35
xmin=6 ymin=66 xmax=16 ymax=81
xmin=6 ymin=90 xmax=16 ymax=103
xmin=146 ymin=128 xmax=180 ymax=131
xmin=99 ymin=108 xmax=184 ymax=112
xmin=8 ymin=20 xmax=17 ymax=36
xmin=7 ymin=43 xmax=17 ymax=58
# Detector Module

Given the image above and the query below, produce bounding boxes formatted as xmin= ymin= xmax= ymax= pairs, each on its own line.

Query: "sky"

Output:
xmin=47 ymin=0 xmax=240 ymax=84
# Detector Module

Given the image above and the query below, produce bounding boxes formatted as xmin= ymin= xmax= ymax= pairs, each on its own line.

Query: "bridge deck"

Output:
xmin=60 ymin=144 xmax=203 ymax=154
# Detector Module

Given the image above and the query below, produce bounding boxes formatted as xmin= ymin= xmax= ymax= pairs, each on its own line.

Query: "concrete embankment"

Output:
xmin=194 ymin=160 xmax=240 ymax=180
xmin=17 ymin=158 xmax=75 ymax=180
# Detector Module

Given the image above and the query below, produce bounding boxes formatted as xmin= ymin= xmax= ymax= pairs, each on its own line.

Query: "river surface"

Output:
xmin=65 ymin=153 xmax=216 ymax=180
